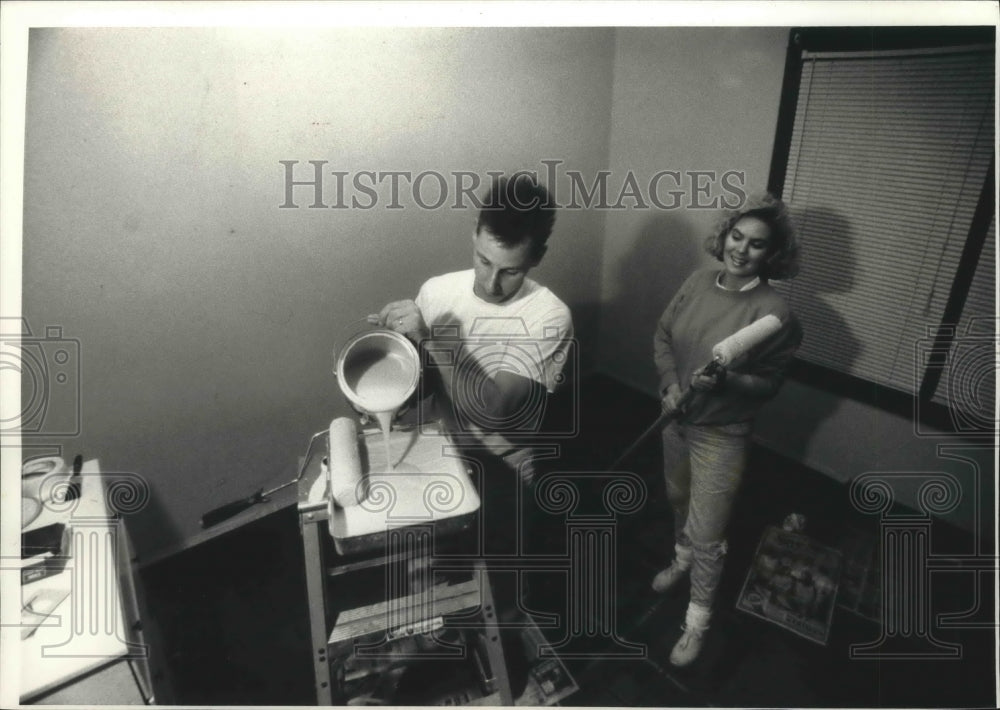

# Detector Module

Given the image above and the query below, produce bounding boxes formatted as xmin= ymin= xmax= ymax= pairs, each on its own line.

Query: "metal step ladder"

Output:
xmin=297 ymin=435 xmax=513 ymax=705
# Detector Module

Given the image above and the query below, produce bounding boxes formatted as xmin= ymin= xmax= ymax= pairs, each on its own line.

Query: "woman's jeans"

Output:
xmin=662 ymin=420 xmax=752 ymax=609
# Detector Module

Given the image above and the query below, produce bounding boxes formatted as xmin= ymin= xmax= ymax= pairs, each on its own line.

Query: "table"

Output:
xmin=19 ymin=460 xmax=154 ymax=704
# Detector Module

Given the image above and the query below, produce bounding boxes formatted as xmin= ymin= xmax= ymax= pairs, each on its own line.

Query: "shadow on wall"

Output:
xmin=600 ymin=211 xmax=706 ymax=392
xmin=568 ymin=302 xmax=601 ymax=377
xmin=759 ymin=206 xmax=862 ymax=464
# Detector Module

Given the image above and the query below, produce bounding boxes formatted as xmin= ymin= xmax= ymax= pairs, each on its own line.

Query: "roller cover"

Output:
xmin=711 ymin=314 xmax=782 ymax=366
xmin=328 ymin=417 xmax=366 ymax=508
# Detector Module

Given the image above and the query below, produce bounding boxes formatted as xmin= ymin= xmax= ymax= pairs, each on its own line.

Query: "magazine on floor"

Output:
xmin=737 ymin=525 xmax=843 ymax=645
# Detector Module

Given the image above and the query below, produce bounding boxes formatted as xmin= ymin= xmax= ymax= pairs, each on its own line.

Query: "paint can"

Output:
xmin=334 ymin=328 xmax=420 ymax=415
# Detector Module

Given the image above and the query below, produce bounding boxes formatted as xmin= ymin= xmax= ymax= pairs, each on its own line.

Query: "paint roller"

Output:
xmin=200 ymin=418 xmax=368 ymax=528
xmin=327 ymin=417 xmax=366 ymax=509
xmin=607 ymin=315 xmax=783 ymax=472
xmin=200 ymin=428 xmax=327 ymax=528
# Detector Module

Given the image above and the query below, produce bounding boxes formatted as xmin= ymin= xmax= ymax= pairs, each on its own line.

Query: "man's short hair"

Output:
xmin=476 ymin=174 xmax=556 ymax=259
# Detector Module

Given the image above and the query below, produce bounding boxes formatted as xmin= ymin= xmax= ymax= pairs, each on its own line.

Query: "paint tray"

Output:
xmin=328 ymin=427 xmax=480 ymax=556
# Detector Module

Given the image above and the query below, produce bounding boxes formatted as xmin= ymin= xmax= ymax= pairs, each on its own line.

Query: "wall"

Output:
xmin=597 ymin=27 xmax=993 ymax=535
xmin=21 ymin=26 xmax=991 ymax=561
xmin=755 ymin=381 xmax=994 ymax=536
xmin=598 ymin=27 xmax=788 ymax=390
xmin=22 ymin=27 xmax=615 ymax=558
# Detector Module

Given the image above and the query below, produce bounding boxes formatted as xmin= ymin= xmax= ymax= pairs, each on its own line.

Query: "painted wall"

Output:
xmin=598 ymin=27 xmax=787 ymax=387
xmin=22 ymin=27 xmax=615 ymax=558
xmin=597 ymin=27 xmax=992 ymax=535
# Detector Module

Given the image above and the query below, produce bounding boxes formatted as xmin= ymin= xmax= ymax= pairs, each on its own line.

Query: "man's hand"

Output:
xmin=368 ymin=300 xmax=429 ymax=341
xmin=502 ymin=446 xmax=538 ymax=486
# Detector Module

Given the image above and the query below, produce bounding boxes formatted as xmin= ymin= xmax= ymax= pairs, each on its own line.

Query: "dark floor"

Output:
xmin=138 ymin=374 xmax=997 ymax=707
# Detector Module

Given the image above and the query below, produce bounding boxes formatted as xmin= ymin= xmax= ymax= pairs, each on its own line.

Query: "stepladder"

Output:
xmin=297 ymin=424 xmax=514 ymax=705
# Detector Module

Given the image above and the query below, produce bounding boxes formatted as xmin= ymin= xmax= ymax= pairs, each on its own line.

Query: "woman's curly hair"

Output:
xmin=704 ymin=192 xmax=800 ymax=281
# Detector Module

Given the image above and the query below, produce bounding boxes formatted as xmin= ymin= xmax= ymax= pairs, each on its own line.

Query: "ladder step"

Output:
xmin=329 ymin=579 xmax=483 ymax=645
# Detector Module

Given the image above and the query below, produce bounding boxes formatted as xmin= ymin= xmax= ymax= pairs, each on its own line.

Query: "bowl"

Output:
xmin=22 ymin=496 xmax=42 ymax=528
xmin=22 ymin=456 xmax=71 ymax=502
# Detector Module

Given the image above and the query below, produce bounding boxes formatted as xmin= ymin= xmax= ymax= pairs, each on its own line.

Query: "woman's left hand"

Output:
xmin=690 ymin=365 xmax=727 ymax=392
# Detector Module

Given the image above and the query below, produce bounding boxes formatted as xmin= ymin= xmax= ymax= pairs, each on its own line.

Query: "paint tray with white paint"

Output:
xmin=328 ymin=426 xmax=480 ymax=555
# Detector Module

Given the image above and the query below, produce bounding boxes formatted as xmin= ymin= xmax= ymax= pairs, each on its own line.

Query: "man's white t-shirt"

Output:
xmin=415 ymin=269 xmax=573 ymax=393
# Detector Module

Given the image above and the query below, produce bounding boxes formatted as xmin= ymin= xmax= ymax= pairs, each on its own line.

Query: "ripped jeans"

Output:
xmin=662 ymin=420 xmax=752 ymax=609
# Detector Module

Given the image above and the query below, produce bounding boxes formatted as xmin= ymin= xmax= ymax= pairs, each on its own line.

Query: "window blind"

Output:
xmin=930 ymin=215 xmax=996 ymax=430
xmin=773 ymin=45 xmax=995 ymax=401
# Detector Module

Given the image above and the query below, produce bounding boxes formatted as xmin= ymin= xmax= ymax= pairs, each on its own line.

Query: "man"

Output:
xmin=369 ymin=174 xmax=573 ymax=627
xmin=370 ymin=173 xmax=573 ymax=484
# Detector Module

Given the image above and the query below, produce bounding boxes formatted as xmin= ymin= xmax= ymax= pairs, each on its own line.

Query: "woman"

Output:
xmin=652 ymin=193 xmax=802 ymax=667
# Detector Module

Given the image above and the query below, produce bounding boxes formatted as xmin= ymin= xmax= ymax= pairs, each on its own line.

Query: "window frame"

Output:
xmin=767 ymin=26 xmax=996 ymax=438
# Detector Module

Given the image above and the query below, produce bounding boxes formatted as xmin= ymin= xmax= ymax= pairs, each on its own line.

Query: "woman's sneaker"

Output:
xmin=651 ymin=562 xmax=690 ymax=593
xmin=669 ymin=603 xmax=711 ymax=667
xmin=652 ymin=543 xmax=693 ymax=593
xmin=669 ymin=623 xmax=707 ymax=667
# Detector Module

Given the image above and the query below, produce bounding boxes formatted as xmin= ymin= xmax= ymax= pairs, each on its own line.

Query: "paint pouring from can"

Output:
xmin=336 ymin=329 xmax=421 ymax=470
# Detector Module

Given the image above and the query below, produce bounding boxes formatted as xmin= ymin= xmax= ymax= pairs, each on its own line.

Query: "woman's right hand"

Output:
xmin=661 ymin=384 xmax=683 ymax=413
